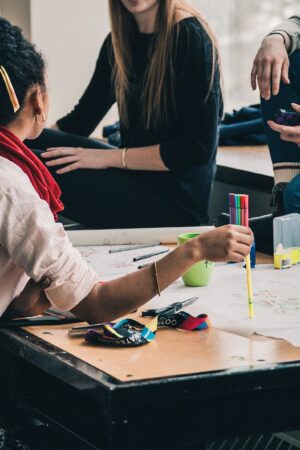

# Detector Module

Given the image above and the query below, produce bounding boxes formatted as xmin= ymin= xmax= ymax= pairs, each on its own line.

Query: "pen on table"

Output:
xmin=109 ymin=242 xmax=160 ymax=254
xmin=133 ymin=249 xmax=169 ymax=262
xmin=142 ymin=296 xmax=199 ymax=317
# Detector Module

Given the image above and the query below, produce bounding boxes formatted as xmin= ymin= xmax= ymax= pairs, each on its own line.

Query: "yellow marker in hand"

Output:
xmin=229 ymin=192 xmax=254 ymax=318
xmin=245 ymin=254 xmax=254 ymax=318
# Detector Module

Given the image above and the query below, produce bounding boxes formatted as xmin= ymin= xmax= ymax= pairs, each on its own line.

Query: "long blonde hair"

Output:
xmin=108 ymin=0 xmax=221 ymax=128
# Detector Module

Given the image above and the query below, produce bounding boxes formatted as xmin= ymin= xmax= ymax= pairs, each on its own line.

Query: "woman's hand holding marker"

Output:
xmin=193 ymin=225 xmax=254 ymax=263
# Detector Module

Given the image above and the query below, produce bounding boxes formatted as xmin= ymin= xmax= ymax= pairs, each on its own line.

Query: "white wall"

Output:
xmin=30 ymin=0 xmax=115 ymax=134
xmin=192 ymin=0 xmax=297 ymax=110
xmin=0 ymin=0 xmax=31 ymax=39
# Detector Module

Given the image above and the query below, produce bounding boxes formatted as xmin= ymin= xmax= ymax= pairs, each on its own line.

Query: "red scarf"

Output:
xmin=0 ymin=127 xmax=64 ymax=221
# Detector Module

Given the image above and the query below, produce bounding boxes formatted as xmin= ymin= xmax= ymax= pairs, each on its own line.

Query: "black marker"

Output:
xmin=133 ymin=249 xmax=169 ymax=262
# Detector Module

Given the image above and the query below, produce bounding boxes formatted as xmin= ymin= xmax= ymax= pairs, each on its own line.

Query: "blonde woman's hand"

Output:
xmin=251 ymin=34 xmax=290 ymax=100
xmin=195 ymin=225 xmax=253 ymax=263
xmin=41 ymin=147 xmax=120 ymax=174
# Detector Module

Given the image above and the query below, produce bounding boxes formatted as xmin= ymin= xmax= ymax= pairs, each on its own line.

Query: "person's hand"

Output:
xmin=196 ymin=225 xmax=253 ymax=263
xmin=41 ymin=147 xmax=117 ymax=174
xmin=268 ymin=103 xmax=300 ymax=146
xmin=251 ymin=34 xmax=290 ymax=100
xmin=3 ymin=277 xmax=51 ymax=319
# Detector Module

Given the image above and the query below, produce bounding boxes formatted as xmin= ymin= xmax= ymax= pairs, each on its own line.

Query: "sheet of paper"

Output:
xmin=77 ymin=243 xmax=300 ymax=346
xmin=143 ymin=263 xmax=300 ymax=346
xmin=68 ymin=226 xmax=212 ymax=246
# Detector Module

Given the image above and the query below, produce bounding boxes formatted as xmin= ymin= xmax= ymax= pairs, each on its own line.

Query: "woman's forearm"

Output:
xmin=72 ymin=225 xmax=254 ymax=324
xmin=72 ymin=239 xmax=199 ymax=323
xmin=107 ymin=144 xmax=169 ymax=171
xmin=42 ymin=143 xmax=169 ymax=173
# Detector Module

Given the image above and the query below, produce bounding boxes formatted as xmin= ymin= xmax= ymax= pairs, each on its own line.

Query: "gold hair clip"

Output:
xmin=0 ymin=65 xmax=20 ymax=113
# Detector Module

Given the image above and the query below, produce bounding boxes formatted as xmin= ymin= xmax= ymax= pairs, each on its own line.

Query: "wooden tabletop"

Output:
xmin=217 ymin=145 xmax=273 ymax=177
xmin=23 ymin=250 xmax=300 ymax=383
xmin=12 ymin=229 xmax=292 ymax=386
xmin=24 ymin=313 xmax=300 ymax=383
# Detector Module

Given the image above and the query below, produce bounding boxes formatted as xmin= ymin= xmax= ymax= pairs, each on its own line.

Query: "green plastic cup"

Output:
xmin=177 ymin=233 xmax=214 ymax=287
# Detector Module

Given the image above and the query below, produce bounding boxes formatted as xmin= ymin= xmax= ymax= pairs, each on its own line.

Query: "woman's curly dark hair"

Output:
xmin=0 ymin=17 xmax=46 ymax=125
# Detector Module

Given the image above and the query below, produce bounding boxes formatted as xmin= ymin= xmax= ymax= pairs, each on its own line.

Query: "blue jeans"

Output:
xmin=261 ymin=50 xmax=300 ymax=214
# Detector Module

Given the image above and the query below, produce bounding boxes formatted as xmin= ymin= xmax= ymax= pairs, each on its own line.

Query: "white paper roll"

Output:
xmin=67 ymin=226 xmax=213 ymax=246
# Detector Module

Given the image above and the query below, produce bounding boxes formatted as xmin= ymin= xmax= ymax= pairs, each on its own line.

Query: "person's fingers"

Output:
xmin=56 ymin=162 xmax=80 ymax=174
xmin=268 ymin=120 xmax=300 ymax=144
xmin=268 ymin=120 xmax=289 ymax=133
xmin=219 ymin=226 xmax=252 ymax=258
xmin=232 ymin=242 xmax=252 ymax=257
xmin=281 ymin=130 xmax=298 ymax=139
xmin=45 ymin=147 xmax=70 ymax=153
xmin=261 ymin=63 xmax=272 ymax=100
xmin=281 ymin=58 xmax=290 ymax=84
xmin=45 ymin=156 xmax=79 ymax=167
xmin=35 ymin=295 xmax=51 ymax=312
xmin=257 ymin=63 xmax=266 ymax=97
xmin=223 ymin=224 xmax=253 ymax=236
xmin=251 ymin=62 xmax=258 ymax=90
xmin=6 ymin=277 xmax=51 ymax=319
xmin=271 ymin=61 xmax=282 ymax=96
xmin=291 ymin=103 xmax=300 ymax=113
xmin=39 ymin=277 xmax=51 ymax=289
xmin=234 ymin=232 xmax=253 ymax=246
xmin=41 ymin=148 xmax=79 ymax=158
xmin=25 ymin=277 xmax=51 ymax=291
xmin=280 ymin=131 xmax=300 ymax=143
xmin=228 ymin=252 xmax=245 ymax=263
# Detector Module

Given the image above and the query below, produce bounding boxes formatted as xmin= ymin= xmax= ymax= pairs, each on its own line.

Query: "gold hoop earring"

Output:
xmin=36 ymin=112 xmax=46 ymax=125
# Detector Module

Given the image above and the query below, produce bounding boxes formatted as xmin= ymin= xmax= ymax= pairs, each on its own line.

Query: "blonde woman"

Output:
xmin=32 ymin=0 xmax=223 ymax=229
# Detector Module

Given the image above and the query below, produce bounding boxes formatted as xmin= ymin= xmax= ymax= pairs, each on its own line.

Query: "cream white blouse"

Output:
xmin=0 ymin=156 xmax=99 ymax=317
